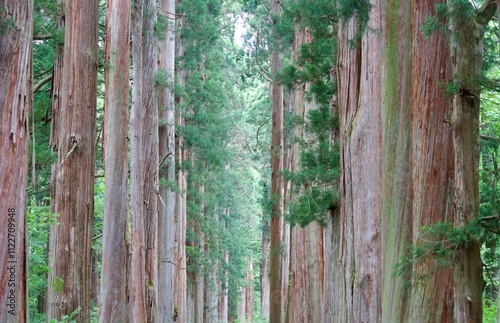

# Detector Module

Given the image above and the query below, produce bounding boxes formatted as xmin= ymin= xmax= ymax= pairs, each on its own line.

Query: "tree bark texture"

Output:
xmin=174 ymin=8 xmax=188 ymax=320
xmin=260 ymin=215 xmax=270 ymax=320
xmin=269 ymin=0 xmax=284 ymax=321
xmin=130 ymin=0 xmax=159 ymax=320
xmin=157 ymin=0 xmax=176 ymax=321
xmin=336 ymin=0 xmax=486 ymax=321
xmin=0 ymin=1 xmax=32 ymax=321
xmin=448 ymin=1 xmax=490 ymax=320
xmin=336 ymin=2 xmax=383 ymax=320
xmin=99 ymin=0 xmax=130 ymax=320
xmin=46 ymin=0 xmax=98 ymax=320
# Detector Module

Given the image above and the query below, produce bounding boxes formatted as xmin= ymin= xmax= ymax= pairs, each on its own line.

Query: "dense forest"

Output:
xmin=2 ymin=0 xmax=500 ymax=322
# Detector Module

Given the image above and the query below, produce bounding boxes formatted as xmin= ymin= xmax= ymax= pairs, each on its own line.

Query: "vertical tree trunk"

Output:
xmin=157 ymin=0 xmax=176 ymax=321
xmin=195 ymin=185 xmax=205 ymax=322
xmin=448 ymin=1 xmax=491 ymax=320
xmin=269 ymin=0 xmax=284 ymax=320
xmin=130 ymin=0 xmax=147 ymax=320
xmin=218 ymin=206 xmax=230 ymax=323
xmin=206 ymin=205 xmax=219 ymax=323
xmin=245 ymin=261 xmax=254 ymax=322
xmin=288 ymin=25 xmax=324 ymax=323
xmin=0 ymin=1 xmax=32 ymax=321
xmin=379 ymin=0 xmax=412 ymax=321
xmin=407 ymin=0 xmax=455 ymax=320
xmin=336 ymin=1 xmax=383 ymax=320
xmin=174 ymin=8 xmax=188 ymax=319
xmin=46 ymin=0 xmax=98 ymax=320
xmin=130 ymin=0 xmax=159 ymax=320
xmin=260 ymin=215 xmax=270 ymax=320
xmin=143 ymin=2 xmax=159 ymax=320
xmin=99 ymin=0 xmax=130 ymax=320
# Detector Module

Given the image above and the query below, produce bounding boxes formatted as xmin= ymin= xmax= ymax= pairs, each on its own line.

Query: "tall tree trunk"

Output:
xmin=448 ymin=0 xmax=493 ymax=320
xmin=408 ymin=0 xmax=457 ymax=320
xmin=157 ymin=0 xmax=176 ymax=321
xmin=245 ymin=261 xmax=254 ymax=322
xmin=142 ymin=2 xmax=159 ymax=320
xmin=336 ymin=2 xmax=383 ymax=320
xmin=219 ymin=206 xmax=229 ymax=323
xmin=288 ymin=25 xmax=324 ymax=323
xmin=46 ymin=0 xmax=98 ymax=320
xmin=0 ymin=1 xmax=32 ymax=321
xmin=99 ymin=0 xmax=130 ymax=320
xmin=206 ymin=205 xmax=219 ymax=323
xmin=130 ymin=0 xmax=147 ymax=320
xmin=269 ymin=0 xmax=284 ymax=320
xmin=174 ymin=8 xmax=188 ymax=319
xmin=260 ymin=214 xmax=270 ymax=320
xmin=130 ymin=0 xmax=159 ymax=320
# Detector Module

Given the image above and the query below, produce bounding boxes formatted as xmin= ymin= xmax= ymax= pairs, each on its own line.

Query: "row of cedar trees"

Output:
xmin=3 ymin=0 xmax=500 ymax=323
xmin=265 ymin=0 xmax=500 ymax=323
xmin=1 ymin=0 xmax=256 ymax=322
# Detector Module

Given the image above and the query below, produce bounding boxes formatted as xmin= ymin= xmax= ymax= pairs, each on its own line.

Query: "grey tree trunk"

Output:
xmin=157 ymin=0 xmax=176 ymax=321
xmin=99 ymin=0 xmax=131 ymax=320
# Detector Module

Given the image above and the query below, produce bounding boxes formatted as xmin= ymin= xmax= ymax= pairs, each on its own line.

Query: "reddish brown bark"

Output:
xmin=269 ymin=0 xmax=284 ymax=321
xmin=99 ymin=0 xmax=130 ymax=320
xmin=46 ymin=0 xmax=98 ymax=320
xmin=0 ymin=1 xmax=32 ymax=321
xmin=260 ymin=215 xmax=270 ymax=320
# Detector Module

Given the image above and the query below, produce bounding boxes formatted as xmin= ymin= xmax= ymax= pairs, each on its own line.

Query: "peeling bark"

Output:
xmin=46 ymin=0 xmax=98 ymax=320
xmin=0 ymin=1 xmax=32 ymax=321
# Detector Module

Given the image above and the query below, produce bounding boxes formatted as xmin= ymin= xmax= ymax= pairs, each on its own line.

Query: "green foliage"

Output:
xmin=48 ymin=307 xmax=81 ymax=323
xmin=483 ymin=299 xmax=497 ymax=323
xmin=394 ymin=220 xmax=483 ymax=287
xmin=0 ymin=6 xmax=16 ymax=34
xmin=421 ymin=3 xmax=448 ymax=39
xmin=285 ymin=105 xmax=340 ymax=227
xmin=28 ymin=199 xmax=58 ymax=320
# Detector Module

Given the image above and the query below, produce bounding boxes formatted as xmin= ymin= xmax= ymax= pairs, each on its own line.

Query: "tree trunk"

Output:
xmin=0 ymin=1 xmax=32 ymax=321
xmin=99 ymin=0 xmax=130 ymax=320
xmin=130 ymin=0 xmax=159 ymax=320
xmin=46 ymin=0 xmax=98 ymax=320
xmin=336 ymin=2 xmax=383 ymax=320
xmin=130 ymin=0 xmax=147 ymax=320
xmin=245 ymin=261 xmax=254 ymax=322
xmin=260 ymin=215 xmax=270 ymax=320
xmin=448 ymin=1 xmax=491 ymax=320
xmin=174 ymin=8 xmax=188 ymax=320
xmin=288 ymin=25 xmax=324 ymax=323
xmin=157 ymin=0 xmax=176 ymax=321
xmin=269 ymin=0 xmax=284 ymax=321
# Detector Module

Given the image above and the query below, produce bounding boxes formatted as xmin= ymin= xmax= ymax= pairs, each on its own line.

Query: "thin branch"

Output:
xmin=33 ymin=34 xmax=52 ymax=40
xmin=35 ymin=65 xmax=53 ymax=78
xmin=481 ymin=135 xmax=500 ymax=143
xmin=33 ymin=74 xmax=53 ymax=95
xmin=256 ymin=117 xmax=271 ymax=148
xmin=92 ymin=233 xmax=103 ymax=240
xmin=244 ymin=136 xmax=257 ymax=156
